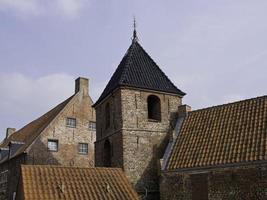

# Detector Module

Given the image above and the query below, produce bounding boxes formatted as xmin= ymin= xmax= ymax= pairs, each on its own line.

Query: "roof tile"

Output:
xmin=167 ymin=95 xmax=267 ymax=170
xmin=94 ymin=40 xmax=185 ymax=106
xmin=19 ymin=165 xmax=139 ymax=200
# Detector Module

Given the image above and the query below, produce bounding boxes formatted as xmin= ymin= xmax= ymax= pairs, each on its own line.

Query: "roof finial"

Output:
xmin=132 ymin=16 xmax=138 ymax=42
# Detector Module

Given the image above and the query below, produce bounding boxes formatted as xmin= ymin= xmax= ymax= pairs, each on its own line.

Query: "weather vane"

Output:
xmin=132 ymin=16 xmax=138 ymax=41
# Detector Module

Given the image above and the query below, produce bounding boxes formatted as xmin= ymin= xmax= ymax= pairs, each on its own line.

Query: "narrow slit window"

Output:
xmin=105 ymin=103 xmax=110 ymax=129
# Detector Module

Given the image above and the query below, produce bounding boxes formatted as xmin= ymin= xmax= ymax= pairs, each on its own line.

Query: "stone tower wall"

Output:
xmin=95 ymin=89 xmax=123 ymax=167
xmin=120 ymin=88 xmax=182 ymax=196
xmin=94 ymin=87 xmax=182 ymax=199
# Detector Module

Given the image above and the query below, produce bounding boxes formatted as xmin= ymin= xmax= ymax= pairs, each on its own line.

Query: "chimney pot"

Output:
xmin=178 ymin=104 xmax=191 ymax=118
xmin=6 ymin=128 xmax=16 ymax=139
xmin=75 ymin=77 xmax=89 ymax=96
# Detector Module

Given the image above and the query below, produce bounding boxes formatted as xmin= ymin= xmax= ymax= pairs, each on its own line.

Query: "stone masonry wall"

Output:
xmin=2 ymin=154 xmax=26 ymax=200
xmin=160 ymin=173 xmax=192 ymax=200
xmin=160 ymin=164 xmax=267 ymax=200
xmin=95 ymin=89 xmax=122 ymax=140
xmin=26 ymin=92 xmax=96 ymax=167
xmin=95 ymin=89 xmax=123 ymax=167
xmin=95 ymin=131 xmax=123 ymax=168
xmin=120 ymin=88 xmax=182 ymax=199
xmin=0 ymin=162 xmax=8 ymax=200
xmin=95 ymin=87 xmax=182 ymax=199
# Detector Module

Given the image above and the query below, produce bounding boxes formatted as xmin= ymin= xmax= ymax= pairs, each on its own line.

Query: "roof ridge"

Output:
xmin=17 ymin=95 xmax=75 ymax=151
xmin=189 ymin=94 xmax=267 ymax=113
xmin=0 ymin=94 xmax=75 ymax=160
xmin=134 ymin=42 xmax=185 ymax=95
xmin=119 ymin=41 xmax=136 ymax=84
xmin=93 ymin=43 xmax=134 ymax=106
xmin=21 ymin=165 xmax=123 ymax=170
xmin=94 ymin=39 xmax=185 ymax=106
xmin=13 ymin=94 xmax=74 ymax=136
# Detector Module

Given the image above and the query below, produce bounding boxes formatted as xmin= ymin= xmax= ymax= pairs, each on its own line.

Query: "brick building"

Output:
xmin=0 ymin=77 xmax=96 ymax=200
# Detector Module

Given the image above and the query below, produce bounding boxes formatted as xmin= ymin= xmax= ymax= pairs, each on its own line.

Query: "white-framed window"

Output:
xmin=89 ymin=121 xmax=96 ymax=131
xmin=66 ymin=118 xmax=76 ymax=128
xmin=78 ymin=143 xmax=88 ymax=154
xmin=48 ymin=139 xmax=58 ymax=151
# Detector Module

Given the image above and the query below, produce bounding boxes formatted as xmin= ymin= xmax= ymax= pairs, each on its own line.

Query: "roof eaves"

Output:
xmin=164 ymin=160 xmax=267 ymax=174
xmin=93 ymin=43 xmax=135 ymax=107
xmin=119 ymin=84 xmax=185 ymax=97
xmin=119 ymin=41 xmax=135 ymax=85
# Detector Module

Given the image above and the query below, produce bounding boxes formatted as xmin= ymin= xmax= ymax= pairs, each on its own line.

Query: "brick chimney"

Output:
xmin=75 ymin=77 xmax=89 ymax=96
xmin=178 ymin=104 xmax=191 ymax=118
xmin=6 ymin=128 xmax=16 ymax=139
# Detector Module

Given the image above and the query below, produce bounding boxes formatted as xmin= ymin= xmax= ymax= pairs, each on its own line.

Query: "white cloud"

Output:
xmin=56 ymin=0 xmax=87 ymax=18
xmin=0 ymin=0 xmax=42 ymax=16
xmin=0 ymin=0 xmax=89 ymax=18
xmin=0 ymin=73 xmax=75 ymax=140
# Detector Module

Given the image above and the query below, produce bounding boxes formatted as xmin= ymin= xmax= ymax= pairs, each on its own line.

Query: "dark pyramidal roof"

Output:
xmin=94 ymin=37 xmax=185 ymax=106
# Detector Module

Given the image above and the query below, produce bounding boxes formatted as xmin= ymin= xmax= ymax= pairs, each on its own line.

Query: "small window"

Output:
xmin=66 ymin=118 xmax=76 ymax=128
xmin=89 ymin=121 xmax=96 ymax=131
xmin=78 ymin=143 xmax=88 ymax=154
xmin=147 ymin=95 xmax=161 ymax=121
xmin=48 ymin=139 xmax=58 ymax=151
xmin=105 ymin=103 xmax=110 ymax=129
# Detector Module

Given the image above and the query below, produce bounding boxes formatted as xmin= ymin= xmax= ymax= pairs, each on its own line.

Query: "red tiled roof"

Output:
xmin=167 ymin=95 xmax=267 ymax=170
xmin=19 ymin=165 xmax=139 ymax=200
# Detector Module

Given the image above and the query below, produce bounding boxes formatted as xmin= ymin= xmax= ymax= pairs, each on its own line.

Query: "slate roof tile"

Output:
xmin=94 ymin=40 xmax=185 ymax=106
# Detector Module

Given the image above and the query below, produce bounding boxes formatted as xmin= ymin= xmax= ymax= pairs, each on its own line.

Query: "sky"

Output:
xmin=0 ymin=0 xmax=267 ymax=140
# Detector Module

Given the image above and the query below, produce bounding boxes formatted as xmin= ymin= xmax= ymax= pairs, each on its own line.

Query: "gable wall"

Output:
xmin=26 ymin=93 xmax=96 ymax=167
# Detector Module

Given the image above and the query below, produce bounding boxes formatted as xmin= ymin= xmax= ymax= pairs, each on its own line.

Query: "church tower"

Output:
xmin=94 ymin=29 xmax=185 ymax=199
